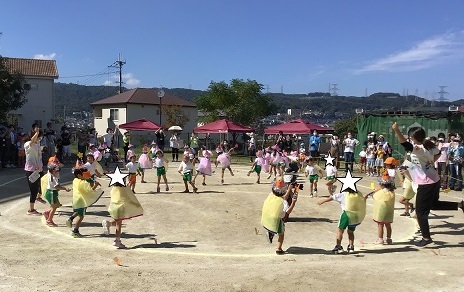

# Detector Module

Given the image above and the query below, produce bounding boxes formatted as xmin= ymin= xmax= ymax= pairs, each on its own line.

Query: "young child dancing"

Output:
xmin=126 ymin=155 xmax=142 ymax=193
xmin=138 ymin=144 xmax=151 ymax=183
xmin=178 ymin=155 xmax=198 ymax=193
xmin=194 ymin=149 xmax=213 ymax=186
xmin=68 ymin=166 xmax=103 ymax=237
xmin=368 ymin=171 xmax=396 ymax=244
xmin=358 ymin=145 xmax=367 ymax=174
xmin=304 ymin=157 xmax=324 ymax=197
xmin=153 ymin=150 xmax=170 ymax=193
xmin=42 ymin=162 xmax=71 ymax=226
xmin=325 ymin=163 xmax=337 ymax=195
xmin=102 ymin=182 xmax=144 ymax=248
xmin=247 ymin=150 xmax=265 ymax=184
xmin=216 ymin=147 xmax=235 ymax=184
xmin=261 ymin=178 xmax=297 ymax=255
xmin=318 ymin=186 xmax=368 ymax=254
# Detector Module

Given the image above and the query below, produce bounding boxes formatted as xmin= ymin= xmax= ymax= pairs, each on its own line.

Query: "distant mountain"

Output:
xmin=54 ymin=82 xmax=463 ymax=120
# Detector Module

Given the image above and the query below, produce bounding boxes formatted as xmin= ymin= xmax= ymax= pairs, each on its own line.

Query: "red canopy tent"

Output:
xmin=194 ymin=119 xmax=253 ymax=133
xmin=264 ymin=119 xmax=332 ymax=134
xmin=118 ymin=118 xmax=162 ymax=131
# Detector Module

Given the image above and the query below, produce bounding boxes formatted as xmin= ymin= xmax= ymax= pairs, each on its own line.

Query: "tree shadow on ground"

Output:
xmin=130 ymin=241 xmax=197 ymax=249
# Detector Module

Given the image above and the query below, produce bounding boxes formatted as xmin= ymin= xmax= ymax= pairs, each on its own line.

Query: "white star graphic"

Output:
xmin=324 ymin=153 xmax=335 ymax=166
xmin=105 ymin=166 xmax=129 ymax=187
xmin=336 ymin=170 xmax=362 ymax=193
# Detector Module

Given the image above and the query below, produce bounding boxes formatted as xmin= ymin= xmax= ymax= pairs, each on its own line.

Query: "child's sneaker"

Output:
xmin=72 ymin=230 xmax=83 ymax=238
xmin=113 ymin=239 xmax=126 ymax=249
xmin=331 ymin=185 xmax=337 ymax=193
xmin=156 ymin=187 xmax=160 ymax=193
xmin=347 ymin=245 xmax=355 ymax=253
xmin=275 ymin=249 xmax=285 ymax=255
xmin=66 ymin=218 xmax=73 ymax=228
xmin=309 ymin=193 xmax=313 ymax=198
xmin=374 ymin=238 xmax=384 ymax=244
xmin=102 ymin=219 xmax=111 ymax=235
xmin=193 ymin=187 xmax=198 ymax=193
xmin=332 ymin=245 xmax=344 ymax=254
xmin=247 ymin=171 xmax=251 ymax=176
xmin=400 ymin=212 xmax=410 ymax=216
xmin=385 ymin=238 xmax=393 ymax=245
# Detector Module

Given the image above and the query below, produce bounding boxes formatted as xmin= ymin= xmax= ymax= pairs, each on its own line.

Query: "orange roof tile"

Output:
xmin=3 ymin=57 xmax=59 ymax=78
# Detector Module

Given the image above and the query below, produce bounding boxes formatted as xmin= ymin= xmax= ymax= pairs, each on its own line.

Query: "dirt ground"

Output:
xmin=1 ymin=162 xmax=463 ymax=292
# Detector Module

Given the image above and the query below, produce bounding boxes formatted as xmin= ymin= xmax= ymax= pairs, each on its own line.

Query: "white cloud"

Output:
xmin=104 ymin=72 xmax=141 ymax=88
xmin=33 ymin=53 xmax=56 ymax=60
xmin=354 ymin=31 xmax=464 ymax=74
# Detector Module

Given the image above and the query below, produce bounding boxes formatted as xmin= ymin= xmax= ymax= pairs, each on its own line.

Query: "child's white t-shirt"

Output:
xmin=84 ymin=162 xmax=96 ymax=175
xmin=366 ymin=150 xmax=376 ymax=159
xmin=359 ymin=150 xmax=367 ymax=158
xmin=332 ymin=192 xmax=347 ymax=211
xmin=126 ymin=162 xmax=139 ymax=173
xmin=153 ymin=157 xmax=165 ymax=168
xmin=305 ymin=165 xmax=316 ymax=175
xmin=178 ymin=161 xmax=193 ymax=173
xmin=387 ymin=168 xmax=396 ymax=179
xmin=326 ymin=165 xmax=337 ymax=177
xmin=47 ymin=173 xmax=60 ymax=190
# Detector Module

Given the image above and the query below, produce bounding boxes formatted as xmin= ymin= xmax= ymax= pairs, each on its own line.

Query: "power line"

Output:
xmin=59 ymin=71 xmax=118 ymax=79
xmin=108 ymin=53 xmax=126 ymax=93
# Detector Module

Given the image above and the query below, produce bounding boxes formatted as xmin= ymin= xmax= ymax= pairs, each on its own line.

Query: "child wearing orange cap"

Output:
xmin=261 ymin=178 xmax=297 ymax=255
xmin=368 ymin=171 xmax=396 ymax=244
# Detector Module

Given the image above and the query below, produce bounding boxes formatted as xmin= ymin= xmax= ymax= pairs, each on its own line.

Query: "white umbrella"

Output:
xmin=168 ymin=125 xmax=182 ymax=131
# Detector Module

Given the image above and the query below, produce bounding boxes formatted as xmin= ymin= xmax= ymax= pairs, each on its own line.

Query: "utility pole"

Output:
xmin=109 ymin=54 xmax=126 ymax=93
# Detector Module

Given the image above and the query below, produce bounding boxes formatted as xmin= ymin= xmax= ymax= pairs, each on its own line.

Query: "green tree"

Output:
xmin=0 ymin=56 xmax=29 ymax=122
xmin=195 ymin=79 xmax=275 ymax=126
xmin=162 ymin=104 xmax=189 ymax=128
xmin=334 ymin=115 xmax=357 ymax=138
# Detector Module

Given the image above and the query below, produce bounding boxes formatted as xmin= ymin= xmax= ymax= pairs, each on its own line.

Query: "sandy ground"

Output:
xmin=0 ymin=162 xmax=463 ymax=292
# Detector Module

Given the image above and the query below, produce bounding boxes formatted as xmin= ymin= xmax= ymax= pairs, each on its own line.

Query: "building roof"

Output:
xmin=3 ymin=57 xmax=59 ymax=78
xmin=90 ymin=88 xmax=196 ymax=107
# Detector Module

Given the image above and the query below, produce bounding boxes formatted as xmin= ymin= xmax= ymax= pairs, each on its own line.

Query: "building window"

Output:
xmin=110 ymin=109 xmax=119 ymax=121
xmin=94 ymin=108 xmax=102 ymax=118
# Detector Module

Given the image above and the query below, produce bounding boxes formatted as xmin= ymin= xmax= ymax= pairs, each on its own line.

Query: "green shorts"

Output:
xmin=138 ymin=167 xmax=144 ymax=173
xmin=309 ymin=174 xmax=319 ymax=183
xmin=73 ymin=207 xmax=87 ymax=217
xmin=277 ymin=162 xmax=285 ymax=167
xmin=253 ymin=165 xmax=262 ymax=174
xmin=338 ymin=211 xmax=358 ymax=231
xmin=45 ymin=190 xmax=60 ymax=205
xmin=183 ymin=171 xmax=192 ymax=182
xmin=327 ymin=176 xmax=335 ymax=181
xmin=156 ymin=166 xmax=166 ymax=176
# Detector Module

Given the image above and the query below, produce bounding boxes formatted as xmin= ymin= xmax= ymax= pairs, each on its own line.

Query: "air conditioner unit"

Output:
xmin=449 ymin=106 xmax=459 ymax=112
xmin=355 ymin=108 xmax=364 ymax=114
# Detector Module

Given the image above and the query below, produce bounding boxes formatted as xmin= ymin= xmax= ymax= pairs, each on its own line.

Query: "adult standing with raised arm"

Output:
xmin=25 ymin=126 xmax=45 ymax=215
xmin=170 ymin=132 xmax=180 ymax=162
xmin=392 ymin=122 xmax=464 ymax=247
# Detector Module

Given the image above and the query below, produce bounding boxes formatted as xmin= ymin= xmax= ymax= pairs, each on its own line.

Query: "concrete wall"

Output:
xmin=10 ymin=78 xmax=55 ymax=130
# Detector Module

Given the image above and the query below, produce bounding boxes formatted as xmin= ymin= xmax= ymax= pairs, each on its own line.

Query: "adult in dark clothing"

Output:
xmin=275 ymin=131 xmax=285 ymax=151
xmin=283 ymin=135 xmax=293 ymax=153
xmin=155 ymin=128 xmax=166 ymax=151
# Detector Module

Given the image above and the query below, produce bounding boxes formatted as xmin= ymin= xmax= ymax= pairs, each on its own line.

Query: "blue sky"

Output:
xmin=1 ymin=0 xmax=464 ymax=100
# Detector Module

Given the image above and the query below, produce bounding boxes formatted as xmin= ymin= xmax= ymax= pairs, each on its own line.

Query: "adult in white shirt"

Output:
xmin=343 ymin=132 xmax=360 ymax=173
xmin=169 ymin=133 xmax=180 ymax=162
xmin=24 ymin=127 xmax=45 ymax=215
xmin=102 ymin=127 xmax=115 ymax=149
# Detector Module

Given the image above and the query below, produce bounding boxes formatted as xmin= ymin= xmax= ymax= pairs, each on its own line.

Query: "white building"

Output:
xmin=5 ymin=58 xmax=59 ymax=130
xmin=90 ymin=88 xmax=197 ymax=143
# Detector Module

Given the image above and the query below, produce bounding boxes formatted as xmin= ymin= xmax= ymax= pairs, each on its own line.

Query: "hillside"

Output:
xmin=54 ymin=82 xmax=461 ymax=121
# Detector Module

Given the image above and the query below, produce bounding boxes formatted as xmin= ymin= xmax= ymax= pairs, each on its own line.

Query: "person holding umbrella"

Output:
xmin=168 ymin=126 xmax=182 ymax=162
